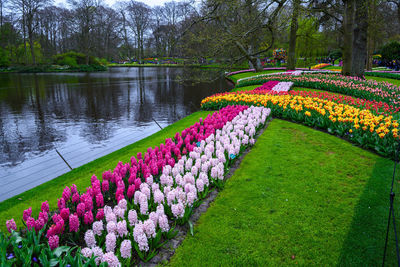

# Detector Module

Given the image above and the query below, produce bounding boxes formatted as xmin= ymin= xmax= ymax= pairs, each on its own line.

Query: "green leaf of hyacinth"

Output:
xmin=53 ymin=246 xmax=70 ymax=258
xmin=189 ymin=220 xmax=194 ymax=236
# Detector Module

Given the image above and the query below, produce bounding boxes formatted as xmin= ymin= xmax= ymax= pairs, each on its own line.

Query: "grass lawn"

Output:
xmin=0 ymin=111 xmax=212 ymax=231
xmin=231 ymin=85 xmax=260 ymax=92
xmin=228 ymin=69 xmax=284 ymax=83
xmin=168 ymin=119 xmax=400 ymax=266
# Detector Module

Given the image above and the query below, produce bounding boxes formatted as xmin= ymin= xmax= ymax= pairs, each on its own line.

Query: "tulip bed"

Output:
xmin=201 ymin=92 xmax=400 ymax=159
xmin=311 ymin=63 xmax=331 ymax=69
xmin=2 ymin=105 xmax=272 ymax=266
xmin=236 ymin=72 xmax=400 ymax=106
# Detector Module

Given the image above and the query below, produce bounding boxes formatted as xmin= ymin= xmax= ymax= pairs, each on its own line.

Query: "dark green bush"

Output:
xmin=380 ymin=41 xmax=400 ymax=61
xmin=328 ymin=49 xmax=342 ymax=60
xmin=53 ymin=51 xmax=101 ymax=66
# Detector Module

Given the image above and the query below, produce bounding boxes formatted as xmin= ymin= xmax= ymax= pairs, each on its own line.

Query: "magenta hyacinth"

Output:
xmin=72 ymin=192 xmax=80 ymax=203
xmin=6 ymin=219 xmax=17 ymax=233
xmin=48 ymin=235 xmax=59 ymax=250
xmin=23 ymin=207 xmax=32 ymax=222
xmin=57 ymin=198 xmax=66 ymax=210
xmin=34 ymin=218 xmax=45 ymax=232
xmin=60 ymin=208 xmax=70 ymax=221
xmin=96 ymin=208 xmax=104 ymax=220
xmin=39 ymin=211 xmax=48 ymax=224
xmin=77 ymin=203 xmax=86 ymax=217
xmin=70 ymin=184 xmax=78 ymax=194
xmin=96 ymin=193 xmax=104 ymax=208
xmin=26 ymin=217 xmax=35 ymax=231
xmin=84 ymin=211 xmax=94 ymax=225
xmin=41 ymin=201 xmax=49 ymax=213
xmin=102 ymin=180 xmax=109 ymax=192
xmin=62 ymin=186 xmax=71 ymax=202
xmin=69 ymin=213 xmax=79 ymax=232
xmin=127 ymin=184 xmax=135 ymax=199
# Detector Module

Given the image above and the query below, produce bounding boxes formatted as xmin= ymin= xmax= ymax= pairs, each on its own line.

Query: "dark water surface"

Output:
xmin=0 ymin=67 xmax=232 ymax=201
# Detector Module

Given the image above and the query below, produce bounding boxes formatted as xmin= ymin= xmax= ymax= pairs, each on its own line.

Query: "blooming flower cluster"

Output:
xmin=201 ymin=91 xmax=400 ymax=159
xmin=254 ymin=81 xmax=293 ymax=93
xmin=311 ymin=63 xmax=331 ymax=69
xmin=286 ymin=90 xmax=400 ymax=117
xmin=236 ymin=70 xmax=334 ymax=83
xmin=5 ymin=104 xmax=272 ymax=265
xmin=236 ymin=72 xmax=400 ymax=106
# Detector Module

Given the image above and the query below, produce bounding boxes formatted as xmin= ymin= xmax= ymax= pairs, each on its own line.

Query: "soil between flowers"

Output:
xmin=141 ymin=118 xmax=274 ymax=266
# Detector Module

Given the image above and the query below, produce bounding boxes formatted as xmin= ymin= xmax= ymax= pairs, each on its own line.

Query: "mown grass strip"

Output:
xmin=0 ymin=111 xmax=213 ymax=231
xmin=168 ymin=119 xmax=400 ymax=266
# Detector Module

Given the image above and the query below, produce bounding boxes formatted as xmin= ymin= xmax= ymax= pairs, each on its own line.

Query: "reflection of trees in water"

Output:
xmin=0 ymin=68 xmax=230 ymax=166
xmin=175 ymin=67 xmax=225 ymax=85
xmin=0 ymin=75 xmax=62 ymax=166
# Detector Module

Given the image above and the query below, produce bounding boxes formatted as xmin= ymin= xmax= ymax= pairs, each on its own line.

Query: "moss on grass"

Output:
xmin=0 ymin=111 xmax=212 ymax=231
xmin=168 ymin=119 xmax=400 ymax=266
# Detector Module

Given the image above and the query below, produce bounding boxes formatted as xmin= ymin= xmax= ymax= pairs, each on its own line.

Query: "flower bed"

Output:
xmin=287 ymin=90 xmax=400 ymax=118
xmin=236 ymin=70 xmax=334 ymax=83
xmin=2 ymin=105 xmax=271 ymax=265
xmin=201 ymin=92 xmax=399 ymax=159
xmin=236 ymin=72 xmax=400 ymax=106
xmin=311 ymin=63 xmax=331 ymax=69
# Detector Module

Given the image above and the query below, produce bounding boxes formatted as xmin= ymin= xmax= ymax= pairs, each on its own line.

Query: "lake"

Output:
xmin=0 ymin=67 xmax=232 ymax=201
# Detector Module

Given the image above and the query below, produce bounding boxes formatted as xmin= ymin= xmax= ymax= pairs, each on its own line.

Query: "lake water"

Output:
xmin=0 ymin=67 xmax=232 ymax=201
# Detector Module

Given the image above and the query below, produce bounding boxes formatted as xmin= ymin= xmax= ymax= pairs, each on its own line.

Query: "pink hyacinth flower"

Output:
xmin=41 ymin=201 xmax=49 ymax=213
xmin=6 ymin=219 xmax=17 ymax=233
xmin=96 ymin=209 xmax=104 ymax=220
xmin=69 ymin=213 xmax=79 ymax=233
xmin=23 ymin=207 xmax=32 ymax=222
xmin=48 ymin=235 xmax=59 ymax=250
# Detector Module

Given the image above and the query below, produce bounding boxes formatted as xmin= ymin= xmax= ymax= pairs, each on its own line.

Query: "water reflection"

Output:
xmin=0 ymin=67 xmax=231 ymax=201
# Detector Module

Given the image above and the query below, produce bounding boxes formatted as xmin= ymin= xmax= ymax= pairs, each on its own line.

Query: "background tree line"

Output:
xmin=0 ymin=0 xmax=399 ymax=76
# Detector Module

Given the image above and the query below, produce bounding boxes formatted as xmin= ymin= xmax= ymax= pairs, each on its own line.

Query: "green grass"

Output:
xmin=169 ymin=119 xmax=400 ymax=266
xmin=228 ymin=70 xmax=284 ymax=84
xmin=231 ymin=85 xmax=260 ymax=92
xmin=0 ymin=111 xmax=212 ymax=231
xmin=366 ymin=76 xmax=400 ymax=86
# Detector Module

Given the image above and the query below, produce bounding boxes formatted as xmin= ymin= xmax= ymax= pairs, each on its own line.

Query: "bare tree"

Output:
xmin=11 ymin=0 xmax=51 ymax=65
xmin=69 ymin=0 xmax=100 ymax=64
xmin=126 ymin=1 xmax=151 ymax=63
xmin=0 ymin=0 xmax=6 ymax=28
xmin=202 ymin=0 xmax=287 ymax=71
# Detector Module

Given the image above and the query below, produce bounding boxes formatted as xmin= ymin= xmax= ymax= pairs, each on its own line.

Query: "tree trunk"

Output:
xmin=397 ymin=3 xmax=400 ymax=35
xmin=22 ymin=5 xmax=28 ymax=65
xmin=28 ymin=32 xmax=36 ymax=65
xmin=0 ymin=0 xmax=3 ymax=28
xmin=366 ymin=35 xmax=373 ymax=71
xmin=351 ymin=0 xmax=368 ymax=77
xmin=287 ymin=0 xmax=300 ymax=71
xmin=342 ymin=0 xmax=355 ymax=76
xmin=366 ymin=0 xmax=376 ymax=71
